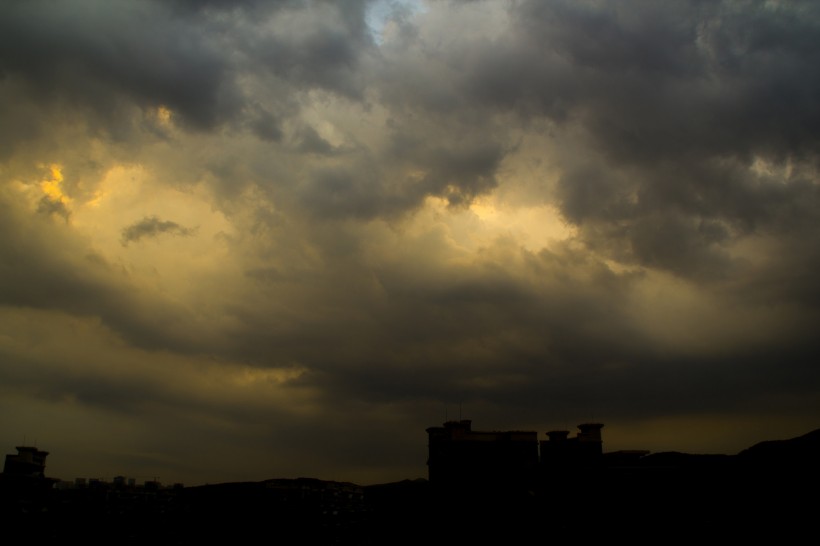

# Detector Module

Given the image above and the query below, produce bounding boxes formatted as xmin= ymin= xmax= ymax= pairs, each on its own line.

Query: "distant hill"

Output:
xmin=737 ymin=428 xmax=820 ymax=465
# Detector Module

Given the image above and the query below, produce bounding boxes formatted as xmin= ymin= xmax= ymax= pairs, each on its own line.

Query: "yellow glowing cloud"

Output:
xmin=469 ymin=198 xmax=499 ymax=221
xmin=156 ymin=105 xmax=172 ymax=125
xmin=231 ymin=366 xmax=307 ymax=387
xmin=40 ymin=163 xmax=70 ymax=204
xmin=463 ymin=195 xmax=576 ymax=252
xmin=84 ymin=189 xmax=105 ymax=208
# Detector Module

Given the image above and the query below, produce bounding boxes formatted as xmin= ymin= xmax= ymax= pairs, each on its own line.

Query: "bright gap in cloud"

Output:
xmin=411 ymin=195 xmax=575 ymax=256
xmin=469 ymin=196 xmax=575 ymax=252
xmin=366 ymin=0 xmax=426 ymax=45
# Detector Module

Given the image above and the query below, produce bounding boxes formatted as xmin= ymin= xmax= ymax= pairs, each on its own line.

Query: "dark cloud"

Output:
xmin=293 ymin=131 xmax=508 ymax=219
xmin=0 ymin=0 xmax=240 ymax=130
xmin=482 ymin=0 xmax=820 ymax=161
xmin=121 ymin=216 xmax=196 ymax=245
xmin=251 ymin=20 xmax=371 ymax=99
xmin=409 ymin=0 xmax=820 ymax=286
xmin=0 ymin=0 xmax=373 ymax=137
xmin=383 ymin=131 xmax=507 ymax=208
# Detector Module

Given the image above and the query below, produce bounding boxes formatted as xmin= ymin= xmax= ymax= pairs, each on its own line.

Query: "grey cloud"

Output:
xmin=385 ymin=132 xmax=507 ymax=208
xmin=493 ymin=0 xmax=820 ymax=160
xmin=0 ymin=0 xmax=240 ymax=130
xmin=255 ymin=29 xmax=368 ymax=100
xmin=293 ymin=132 xmax=506 ymax=220
xmin=248 ymin=108 xmax=284 ymax=142
xmin=297 ymin=169 xmax=385 ymax=220
xmin=229 ymin=1 xmax=375 ymax=100
xmin=555 ymin=164 xmax=632 ymax=226
xmin=251 ymin=238 xmax=820 ymax=430
xmin=121 ymin=216 xmax=196 ymax=245
xmin=227 ymin=239 xmax=639 ymax=392
xmin=421 ymin=140 xmax=504 ymax=207
xmin=0 ymin=0 xmax=374 ymax=136
xmin=625 ymin=214 xmax=735 ymax=280
xmin=442 ymin=3 xmax=816 ymax=150
xmin=295 ymin=125 xmax=336 ymax=155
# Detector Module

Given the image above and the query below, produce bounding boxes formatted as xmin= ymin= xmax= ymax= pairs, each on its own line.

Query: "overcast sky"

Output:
xmin=1 ymin=0 xmax=819 ymax=486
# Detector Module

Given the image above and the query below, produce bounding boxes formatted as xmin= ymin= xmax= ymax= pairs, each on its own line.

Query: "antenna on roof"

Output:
xmin=459 ymin=401 xmax=462 ymax=421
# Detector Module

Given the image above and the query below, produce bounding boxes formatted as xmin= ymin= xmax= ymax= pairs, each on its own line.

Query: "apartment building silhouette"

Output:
xmin=426 ymin=420 xmax=603 ymax=489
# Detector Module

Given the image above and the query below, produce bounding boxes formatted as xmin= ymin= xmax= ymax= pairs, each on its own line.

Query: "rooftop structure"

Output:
xmin=3 ymin=446 xmax=49 ymax=478
xmin=426 ymin=420 xmax=539 ymax=490
xmin=541 ymin=423 xmax=604 ymax=467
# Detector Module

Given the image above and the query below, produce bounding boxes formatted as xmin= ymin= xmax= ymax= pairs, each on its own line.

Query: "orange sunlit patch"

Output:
xmin=157 ymin=105 xmax=172 ymax=124
xmin=469 ymin=197 xmax=499 ymax=221
xmin=40 ymin=164 xmax=70 ymax=204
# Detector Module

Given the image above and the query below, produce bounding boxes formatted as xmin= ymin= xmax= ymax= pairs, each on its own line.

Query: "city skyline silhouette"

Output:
xmin=3 ymin=423 xmax=818 ymax=543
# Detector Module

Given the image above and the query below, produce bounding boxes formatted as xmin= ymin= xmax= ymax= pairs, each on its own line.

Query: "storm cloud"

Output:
xmin=0 ymin=0 xmax=819 ymax=486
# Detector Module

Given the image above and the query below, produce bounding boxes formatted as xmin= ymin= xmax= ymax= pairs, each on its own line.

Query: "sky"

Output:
xmin=1 ymin=0 xmax=820 ymax=486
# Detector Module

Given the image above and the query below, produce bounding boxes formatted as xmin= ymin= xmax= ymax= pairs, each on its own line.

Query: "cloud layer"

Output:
xmin=1 ymin=0 xmax=819 ymax=485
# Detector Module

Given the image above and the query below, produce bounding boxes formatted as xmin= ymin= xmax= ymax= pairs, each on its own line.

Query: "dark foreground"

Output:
xmin=2 ymin=430 xmax=819 ymax=544
xmin=2 ymin=470 xmax=817 ymax=544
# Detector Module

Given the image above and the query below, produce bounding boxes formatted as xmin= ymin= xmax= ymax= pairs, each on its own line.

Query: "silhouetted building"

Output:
xmin=426 ymin=420 xmax=606 ymax=491
xmin=540 ymin=423 xmax=604 ymax=468
xmin=1 ymin=445 xmax=56 ymax=520
xmin=3 ymin=446 xmax=49 ymax=478
xmin=426 ymin=420 xmax=539 ymax=491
